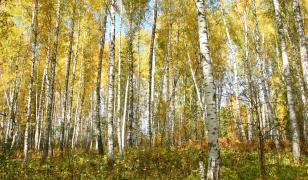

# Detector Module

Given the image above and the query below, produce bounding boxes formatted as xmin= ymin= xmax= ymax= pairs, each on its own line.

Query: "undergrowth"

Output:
xmin=0 ymin=143 xmax=307 ymax=179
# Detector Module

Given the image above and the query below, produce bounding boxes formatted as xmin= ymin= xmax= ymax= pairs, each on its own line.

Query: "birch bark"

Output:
xmin=195 ymin=1 xmax=220 ymax=179
xmin=107 ymin=0 xmax=116 ymax=165
xmin=95 ymin=7 xmax=107 ymax=155
xmin=60 ymin=1 xmax=76 ymax=152
xmin=273 ymin=0 xmax=300 ymax=161
xmin=292 ymin=0 xmax=308 ymax=92
xmin=43 ymin=0 xmax=61 ymax=160
xmin=148 ymin=0 xmax=158 ymax=148
xmin=24 ymin=0 xmax=38 ymax=161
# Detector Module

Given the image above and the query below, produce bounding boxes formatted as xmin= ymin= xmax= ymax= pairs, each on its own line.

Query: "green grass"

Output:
xmin=0 ymin=147 xmax=307 ymax=179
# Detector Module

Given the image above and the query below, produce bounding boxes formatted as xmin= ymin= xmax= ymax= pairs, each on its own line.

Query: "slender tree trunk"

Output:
xmin=292 ymin=0 xmax=308 ymax=92
xmin=136 ymin=28 xmax=141 ymax=146
xmin=121 ymin=77 xmax=129 ymax=154
xmin=148 ymin=0 xmax=158 ymax=148
xmin=117 ymin=1 xmax=123 ymax=157
xmin=128 ymin=18 xmax=136 ymax=146
xmin=7 ymin=38 xmax=23 ymax=148
xmin=252 ymin=0 xmax=279 ymax=148
xmin=165 ymin=0 xmax=172 ymax=145
xmin=195 ymin=1 xmax=220 ymax=179
xmin=256 ymin=103 xmax=266 ymax=180
xmin=42 ymin=0 xmax=61 ymax=160
xmin=95 ymin=7 xmax=107 ymax=155
xmin=77 ymin=49 xmax=86 ymax=147
xmin=60 ymin=2 xmax=76 ymax=152
xmin=286 ymin=28 xmax=308 ymax=144
xmin=243 ymin=7 xmax=255 ymax=142
xmin=170 ymin=26 xmax=180 ymax=145
xmin=35 ymin=33 xmax=51 ymax=150
xmin=273 ymin=0 xmax=300 ymax=161
xmin=185 ymin=47 xmax=204 ymax=114
xmin=24 ymin=0 xmax=38 ymax=161
xmin=71 ymin=86 xmax=80 ymax=148
xmin=151 ymin=43 xmax=156 ymax=146
xmin=247 ymin=104 xmax=253 ymax=141
xmin=107 ymin=0 xmax=115 ymax=165
xmin=68 ymin=17 xmax=80 ymax=146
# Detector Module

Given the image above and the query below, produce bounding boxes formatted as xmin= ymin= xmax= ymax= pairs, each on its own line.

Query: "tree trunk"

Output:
xmin=95 ymin=7 xmax=107 ymax=155
xmin=148 ymin=0 xmax=158 ymax=148
xmin=107 ymin=0 xmax=115 ymax=165
xmin=185 ymin=46 xmax=204 ymax=117
xmin=60 ymin=1 xmax=76 ymax=152
xmin=68 ymin=17 xmax=81 ymax=147
xmin=117 ymin=1 xmax=123 ymax=157
xmin=128 ymin=18 xmax=136 ymax=146
xmin=136 ymin=28 xmax=141 ymax=146
xmin=24 ymin=0 xmax=38 ymax=161
xmin=6 ymin=37 xmax=23 ymax=148
xmin=165 ymin=0 xmax=172 ymax=145
xmin=35 ymin=33 xmax=51 ymax=151
xmin=243 ymin=6 xmax=254 ymax=142
xmin=42 ymin=0 xmax=61 ymax=160
xmin=292 ymin=0 xmax=308 ymax=93
xmin=273 ymin=0 xmax=300 ymax=161
xmin=121 ymin=77 xmax=130 ymax=154
xmin=195 ymin=1 xmax=220 ymax=179
xmin=170 ymin=27 xmax=180 ymax=145
xmin=252 ymin=0 xmax=279 ymax=148
xmin=286 ymin=28 xmax=308 ymax=144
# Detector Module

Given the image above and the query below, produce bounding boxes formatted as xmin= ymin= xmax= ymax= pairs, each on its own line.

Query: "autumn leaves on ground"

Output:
xmin=0 ymin=0 xmax=307 ymax=179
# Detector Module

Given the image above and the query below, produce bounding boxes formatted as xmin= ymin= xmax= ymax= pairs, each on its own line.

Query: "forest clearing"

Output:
xmin=0 ymin=0 xmax=307 ymax=179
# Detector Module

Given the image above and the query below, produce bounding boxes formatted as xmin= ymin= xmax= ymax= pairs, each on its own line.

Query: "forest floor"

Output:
xmin=1 ymin=139 xmax=307 ymax=179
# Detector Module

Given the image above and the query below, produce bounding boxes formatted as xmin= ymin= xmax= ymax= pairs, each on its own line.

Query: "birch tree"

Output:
xmin=252 ymin=0 xmax=279 ymax=148
xmin=60 ymin=0 xmax=76 ymax=152
xmin=272 ymin=0 xmax=300 ymax=161
xmin=95 ymin=6 xmax=107 ymax=155
xmin=117 ymin=0 xmax=123 ymax=157
xmin=243 ymin=7 xmax=253 ymax=142
xmin=292 ymin=0 xmax=307 ymax=92
xmin=23 ymin=0 xmax=38 ymax=161
xmin=148 ymin=0 xmax=158 ymax=148
xmin=34 ymin=33 xmax=50 ymax=151
xmin=195 ymin=0 xmax=220 ymax=179
xmin=107 ymin=0 xmax=116 ymax=165
xmin=43 ymin=0 xmax=62 ymax=160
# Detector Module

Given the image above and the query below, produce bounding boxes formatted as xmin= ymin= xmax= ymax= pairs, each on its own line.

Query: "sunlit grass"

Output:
xmin=0 ymin=144 xmax=307 ymax=179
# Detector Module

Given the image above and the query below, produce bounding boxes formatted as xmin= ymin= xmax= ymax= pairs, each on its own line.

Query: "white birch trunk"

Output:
xmin=68 ymin=17 xmax=80 ymax=146
xmin=60 ymin=2 xmax=76 ymax=151
xmin=107 ymin=0 xmax=115 ymax=165
xmin=243 ymin=8 xmax=254 ymax=142
xmin=43 ymin=0 xmax=61 ymax=160
xmin=34 ymin=33 xmax=50 ymax=150
xmin=24 ymin=0 xmax=38 ymax=161
xmin=252 ymin=0 xmax=279 ymax=148
xmin=117 ymin=1 xmax=123 ymax=157
xmin=195 ymin=1 xmax=220 ymax=179
xmin=121 ymin=77 xmax=130 ymax=154
xmin=95 ymin=7 xmax=107 ymax=155
xmin=273 ymin=0 xmax=300 ymax=161
xmin=148 ymin=0 xmax=158 ymax=147
xmin=292 ymin=0 xmax=308 ymax=92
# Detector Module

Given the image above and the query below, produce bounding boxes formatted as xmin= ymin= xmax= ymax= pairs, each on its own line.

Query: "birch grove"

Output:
xmin=0 ymin=0 xmax=307 ymax=179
